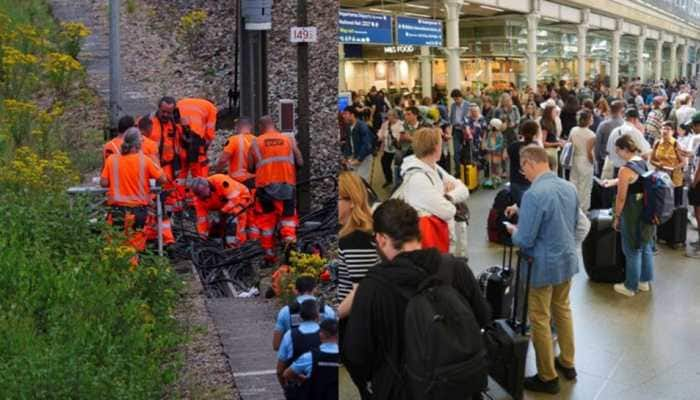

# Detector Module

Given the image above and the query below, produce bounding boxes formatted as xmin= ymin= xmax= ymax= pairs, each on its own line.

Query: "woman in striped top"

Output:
xmin=336 ymin=172 xmax=380 ymax=308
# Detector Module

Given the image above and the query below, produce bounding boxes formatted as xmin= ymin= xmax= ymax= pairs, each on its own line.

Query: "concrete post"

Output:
xmin=109 ymin=0 xmax=121 ymax=130
xmin=445 ymin=0 xmax=463 ymax=100
xmin=637 ymin=27 xmax=647 ymax=82
xmin=339 ymin=43 xmax=346 ymax=91
xmin=577 ymin=22 xmax=588 ymax=88
xmin=655 ymin=39 xmax=664 ymax=82
xmin=420 ymin=46 xmax=433 ymax=99
xmin=527 ymin=13 xmax=539 ymax=90
xmin=611 ymin=20 xmax=623 ymax=90
xmin=681 ymin=45 xmax=688 ymax=79
xmin=670 ymin=41 xmax=679 ymax=81
xmin=485 ymin=58 xmax=493 ymax=87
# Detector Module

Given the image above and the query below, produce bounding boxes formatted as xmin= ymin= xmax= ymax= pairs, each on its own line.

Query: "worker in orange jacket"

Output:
xmin=177 ymin=97 xmax=217 ymax=180
xmin=100 ymin=129 xmax=166 ymax=253
xmin=141 ymin=97 xmax=185 ymax=213
xmin=190 ymin=174 xmax=252 ymax=248
xmin=248 ymin=116 xmax=304 ymax=263
xmin=102 ymin=115 xmax=135 ymax=164
xmin=215 ymin=117 xmax=257 ymax=238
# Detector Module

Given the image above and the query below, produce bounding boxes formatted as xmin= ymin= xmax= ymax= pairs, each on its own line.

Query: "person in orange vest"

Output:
xmin=177 ymin=97 xmax=217 ymax=179
xmin=100 ymin=129 xmax=166 ymax=253
xmin=215 ymin=117 xmax=257 ymax=240
xmin=190 ymin=174 xmax=252 ymax=248
xmin=215 ymin=117 xmax=256 ymax=187
xmin=102 ymin=115 xmax=135 ymax=163
xmin=136 ymin=118 xmax=162 ymax=164
xmin=142 ymin=97 xmax=185 ymax=213
xmin=248 ymin=115 xmax=304 ymax=264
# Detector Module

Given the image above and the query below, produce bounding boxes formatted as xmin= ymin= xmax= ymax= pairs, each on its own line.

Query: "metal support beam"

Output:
xmin=109 ymin=0 xmax=121 ymax=132
xmin=240 ymin=3 xmax=268 ymax=124
xmin=296 ymin=0 xmax=311 ymax=216
xmin=526 ymin=13 xmax=539 ymax=91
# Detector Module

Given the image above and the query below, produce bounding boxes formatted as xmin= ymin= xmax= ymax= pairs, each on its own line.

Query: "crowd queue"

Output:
xmin=338 ymin=76 xmax=700 ymax=398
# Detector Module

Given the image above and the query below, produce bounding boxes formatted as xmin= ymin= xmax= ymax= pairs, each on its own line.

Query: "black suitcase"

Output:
xmin=657 ymin=207 xmax=688 ymax=249
xmin=590 ymin=180 xmax=614 ymax=210
xmin=583 ymin=209 xmax=625 ymax=283
xmin=483 ymin=251 xmax=533 ymax=400
xmin=479 ymin=245 xmax=516 ymax=320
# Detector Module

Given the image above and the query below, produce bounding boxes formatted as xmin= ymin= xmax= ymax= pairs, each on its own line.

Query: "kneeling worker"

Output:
xmin=101 ymin=129 xmax=166 ymax=253
xmin=190 ymin=174 xmax=252 ymax=248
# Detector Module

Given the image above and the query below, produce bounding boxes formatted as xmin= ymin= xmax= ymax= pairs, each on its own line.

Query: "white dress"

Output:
xmin=569 ymin=127 xmax=596 ymax=211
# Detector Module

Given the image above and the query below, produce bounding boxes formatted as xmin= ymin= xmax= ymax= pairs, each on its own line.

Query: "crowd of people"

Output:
xmin=338 ymin=76 xmax=700 ymax=398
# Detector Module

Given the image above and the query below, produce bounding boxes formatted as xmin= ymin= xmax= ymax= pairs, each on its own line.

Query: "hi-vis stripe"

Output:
xmin=109 ymin=153 xmax=149 ymax=203
xmin=232 ymin=135 xmax=248 ymax=179
xmin=251 ymin=139 xmax=294 ymax=168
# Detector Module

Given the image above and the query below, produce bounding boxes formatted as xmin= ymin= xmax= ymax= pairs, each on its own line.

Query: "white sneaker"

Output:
xmin=638 ymin=282 xmax=651 ymax=292
xmin=614 ymin=283 xmax=636 ymax=297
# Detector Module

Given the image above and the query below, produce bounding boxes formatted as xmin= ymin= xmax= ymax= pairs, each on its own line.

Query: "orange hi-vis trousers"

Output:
xmin=107 ymin=206 xmax=149 ymax=252
xmin=252 ymin=197 xmax=297 ymax=261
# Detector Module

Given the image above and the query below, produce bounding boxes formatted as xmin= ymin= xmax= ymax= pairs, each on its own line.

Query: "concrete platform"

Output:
xmin=339 ymin=160 xmax=700 ymax=400
xmin=207 ymin=298 xmax=284 ymax=400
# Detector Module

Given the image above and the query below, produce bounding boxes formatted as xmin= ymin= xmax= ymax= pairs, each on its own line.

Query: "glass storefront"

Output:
xmin=620 ymin=35 xmax=638 ymax=79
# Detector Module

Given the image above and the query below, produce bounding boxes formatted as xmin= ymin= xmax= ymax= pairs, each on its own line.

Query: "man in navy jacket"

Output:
xmin=342 ymin=105 xmax=375 ymax=182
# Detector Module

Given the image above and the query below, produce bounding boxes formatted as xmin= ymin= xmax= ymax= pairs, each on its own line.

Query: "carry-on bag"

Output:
xmin=582 ymin=209 xmax=625 ymax=283
xmin=483 ymin=250 xmax=533 ymax=400
xmin=657 ymin=206 xmax=688 ymax=248
xmin=478 ymin=244 xmax=516 ymax=320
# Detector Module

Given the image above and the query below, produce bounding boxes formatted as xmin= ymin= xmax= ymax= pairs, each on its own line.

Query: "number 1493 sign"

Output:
xmin=290 ymin=26 xmax=318 ymax=43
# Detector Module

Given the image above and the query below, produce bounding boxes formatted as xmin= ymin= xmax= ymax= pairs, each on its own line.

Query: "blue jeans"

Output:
xmin=620 ymin=232 xmax=654 ymax=291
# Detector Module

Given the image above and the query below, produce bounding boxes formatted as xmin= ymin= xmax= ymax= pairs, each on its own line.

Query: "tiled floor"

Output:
xmin=341 ymin=161 xmax=700 ymax=400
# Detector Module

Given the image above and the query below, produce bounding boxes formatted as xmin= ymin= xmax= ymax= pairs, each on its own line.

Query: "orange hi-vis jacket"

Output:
xmin=101 ymin=152 xmax=164 ymax=207
xmin=250 ymin=130 xmax=297 ymax=188
xmin=177 ymin=98 xmax=217 ymax=141
xmin=194 ymin=174 xmax=252 ymax=235
xmin=145 ymin=113 xmax=182 ymax=165
xmin=142 ymin=136 xmax=159 ymax=163
xmin=103 ymin=136 xmax=124 ymax=162
xmin=222 ymin=133 xmax=255 ymax=183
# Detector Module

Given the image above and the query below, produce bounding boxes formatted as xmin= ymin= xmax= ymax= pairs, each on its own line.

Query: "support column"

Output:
xmin=485 ymin=58 xmax=493 ymax=87
xmin=577 ymin=22 xmax=588 ymax=88
xmin=526 ymin=13 xmax=539 ymax=90
xmin=655 ymin=39 xmax=664 ymax=82
xmin=670 ymin=40 xmax=679 ymax=81
xmin=394 ymin=60 xmax=402 ymax=86
xmin=681 ymin=45 xmax=688 ymax=79
xmin=611 ymin=20 xmax=623 ymax=90
xmin=420 ymin=46 xmax=433 ymax=98
xmin=445 ymin=0 xmax=463 ymax=99
xmin=338 ymin=44 xmax=346 ymax=91
xmin=637 ymin=27 xmax=647 ymax=83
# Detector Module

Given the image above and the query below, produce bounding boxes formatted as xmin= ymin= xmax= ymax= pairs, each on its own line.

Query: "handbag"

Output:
xmin=560 ymin=142 xmax=574 ymax=170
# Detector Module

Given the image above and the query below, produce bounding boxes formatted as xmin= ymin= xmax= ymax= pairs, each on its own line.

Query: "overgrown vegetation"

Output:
xmin=177 ymin=9 xmax=208 ymax=57
xmin=0 ymin=1 xmax=186 ymax=398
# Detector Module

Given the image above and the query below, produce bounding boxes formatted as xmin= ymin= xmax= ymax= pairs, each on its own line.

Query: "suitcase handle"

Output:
xmin=511 ymin=250 xmax=534 ymax=335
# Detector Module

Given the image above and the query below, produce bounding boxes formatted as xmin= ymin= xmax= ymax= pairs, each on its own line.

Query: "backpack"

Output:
xmin=625 ymin=160 xmax=675 ymax=225
xmin=373 ymin=257 xmax=488 ymax=399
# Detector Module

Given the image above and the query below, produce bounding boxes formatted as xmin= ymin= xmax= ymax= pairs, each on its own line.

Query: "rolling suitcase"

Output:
xmin=461 ymin=163 xmax=479 ymax=191
xmin=483 ymin=250 xmax=533 ymax=400
xmin=478 ymin=245 xmax=516 ymax=320
xmin=582 ymin=209 xmax=625 ymax=283
xmin=657 ymin=206 xmax=688 ymax=248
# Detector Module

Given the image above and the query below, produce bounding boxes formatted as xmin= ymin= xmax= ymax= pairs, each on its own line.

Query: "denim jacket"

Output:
xmin=450 ymin=101 xmax=470 ymax=127
xmin=343 ymin=119 xmax=374 ymax=162
xmin=512 ymin=172 xmax=580 ymax=288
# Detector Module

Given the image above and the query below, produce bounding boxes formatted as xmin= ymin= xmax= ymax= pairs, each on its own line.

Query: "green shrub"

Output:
xmin=0 ymin=173 xmax=185 ymax=398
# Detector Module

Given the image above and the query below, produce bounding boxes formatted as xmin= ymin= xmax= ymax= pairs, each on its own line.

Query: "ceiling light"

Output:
xmin=368 ymin=8 xmax=390 ymax=13
xmin=404 ymin=12 xmax=431 ymax=18
xmin=406 ymin=4 xmax=431 ymax=10
xmin=480 ymin=5 xmax=503 ymax=12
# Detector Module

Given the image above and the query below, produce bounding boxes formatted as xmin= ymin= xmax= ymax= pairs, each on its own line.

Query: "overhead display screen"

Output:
xmin=396 ymin=16 xmax=443 ymax=46
xmin=339 ymin=10 xmax=393 ymax=45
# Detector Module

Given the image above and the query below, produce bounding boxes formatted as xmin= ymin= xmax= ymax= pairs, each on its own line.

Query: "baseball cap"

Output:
xmin=691 ymin=112 xmax=700 ymax=125
xmin=489 ymin=118 xmax=504 ymax=131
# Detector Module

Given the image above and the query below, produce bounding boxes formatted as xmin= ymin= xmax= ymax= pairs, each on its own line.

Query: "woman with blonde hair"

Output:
xmin=337 ymin=172 xmax=380 ymax=306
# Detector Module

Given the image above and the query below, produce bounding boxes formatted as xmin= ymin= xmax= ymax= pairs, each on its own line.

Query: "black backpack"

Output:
xmin=373 ymin=256 xmax=488 ymax=399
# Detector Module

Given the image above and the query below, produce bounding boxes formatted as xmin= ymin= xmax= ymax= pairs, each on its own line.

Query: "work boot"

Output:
xmin=523 ymin=375 xmax=560 ymax=394
xmin=555 ymin=357 xmax=577 ymax=380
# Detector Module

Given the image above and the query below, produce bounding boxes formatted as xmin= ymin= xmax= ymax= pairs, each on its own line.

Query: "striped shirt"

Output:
xmin=337 ymin=230 xmax=380 ymax=301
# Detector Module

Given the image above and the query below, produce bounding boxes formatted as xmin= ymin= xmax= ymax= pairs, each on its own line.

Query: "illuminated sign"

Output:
xmin=396 ymin=16 xmax=443 ymax=46
xmin=339 ymin=10 xmax=393 ymax=45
